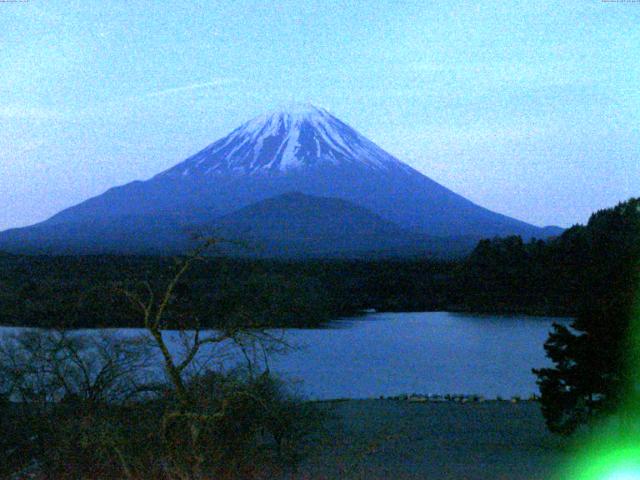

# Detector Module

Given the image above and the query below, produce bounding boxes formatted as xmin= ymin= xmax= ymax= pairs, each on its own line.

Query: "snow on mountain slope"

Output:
xmin=158 ymin=104 xmax=411 ymax=177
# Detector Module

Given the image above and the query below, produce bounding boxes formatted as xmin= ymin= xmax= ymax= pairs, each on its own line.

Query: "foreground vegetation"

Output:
xmin=0 ymin=243 xmax=323 ymax=479
xmin=1 ymin=355 xmax=318 ymax=479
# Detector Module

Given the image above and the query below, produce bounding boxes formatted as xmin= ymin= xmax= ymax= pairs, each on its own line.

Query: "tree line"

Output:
xmin=0 ymin=254 xmax=457 ymax=329
xmin=0 ymin=206 xmax=631 ymax=329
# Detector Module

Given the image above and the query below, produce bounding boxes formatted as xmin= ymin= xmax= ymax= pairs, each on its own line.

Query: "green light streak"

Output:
xmin=565 ymin=440 xmax=640 ymax=480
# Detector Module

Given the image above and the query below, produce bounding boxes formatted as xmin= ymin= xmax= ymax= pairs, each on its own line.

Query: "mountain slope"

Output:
xmin=205 ymin=192 xmax=474 ymax=257
xmin=0 ymin=104 xmax=560 ymax=256
xmin=0 ymin=215 xmax=191 ymax=255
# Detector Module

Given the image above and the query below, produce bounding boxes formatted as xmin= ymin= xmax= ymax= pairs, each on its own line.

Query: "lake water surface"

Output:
xmin=261 ymin=311 xmax=571 ymax=399
xmin=0 ymin=312 xmax=571 ymax=400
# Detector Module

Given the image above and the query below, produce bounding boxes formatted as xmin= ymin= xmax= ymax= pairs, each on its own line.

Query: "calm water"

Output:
xmin=261 ymin=312 xmax=570 ymax=399
xmin=0 ymin=312 xmax=571 ymax=400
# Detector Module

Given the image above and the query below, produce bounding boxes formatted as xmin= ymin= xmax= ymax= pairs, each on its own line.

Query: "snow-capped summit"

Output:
xmin=159 ymin=103 xmax=407 ymax=177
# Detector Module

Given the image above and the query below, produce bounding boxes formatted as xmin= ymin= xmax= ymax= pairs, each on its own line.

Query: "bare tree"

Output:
xmin=0 ymin=328 xmax=153 ymax=478
xmin=1 ymin=239 xmax=312 ymax=480
xmin=115 ymin=239 xmax=291 ymax=479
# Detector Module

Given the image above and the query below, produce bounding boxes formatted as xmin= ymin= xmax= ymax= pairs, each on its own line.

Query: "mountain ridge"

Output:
xmin=0 ymin=104 xmax=562 ymax=256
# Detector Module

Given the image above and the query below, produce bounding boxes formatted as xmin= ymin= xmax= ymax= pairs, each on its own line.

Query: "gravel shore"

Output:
xmin=292 ymin=399 xmax=570 ymax=480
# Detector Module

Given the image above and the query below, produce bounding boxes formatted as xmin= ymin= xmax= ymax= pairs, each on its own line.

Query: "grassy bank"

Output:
xmin=293 ymin=399 xmax=570 ymax=480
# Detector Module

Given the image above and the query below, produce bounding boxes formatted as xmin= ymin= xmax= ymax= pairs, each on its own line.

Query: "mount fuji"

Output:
xmin=0 ymin=104 xmax=561 ymax=256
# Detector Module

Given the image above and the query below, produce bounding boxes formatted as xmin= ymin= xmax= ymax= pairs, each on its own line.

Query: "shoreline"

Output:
xmin=313 ymin=394 xmax=539 ymax=404
xmin=292 ymin=398 xmax=570 ymax=480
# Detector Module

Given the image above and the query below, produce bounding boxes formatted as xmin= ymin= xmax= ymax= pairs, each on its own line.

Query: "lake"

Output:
xmin=258 ymin=311 xmax=570 ymax=399
xmin=0 ymin=312 xmax=571 ymax=400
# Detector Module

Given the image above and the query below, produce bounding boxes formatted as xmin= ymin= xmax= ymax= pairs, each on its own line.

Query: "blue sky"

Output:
xmin=1 ymin=0 xmax=638 ymax=230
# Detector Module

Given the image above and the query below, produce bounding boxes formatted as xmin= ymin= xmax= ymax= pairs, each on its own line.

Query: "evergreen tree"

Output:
xmin=534 ymin=198 xmax=640 ymax=434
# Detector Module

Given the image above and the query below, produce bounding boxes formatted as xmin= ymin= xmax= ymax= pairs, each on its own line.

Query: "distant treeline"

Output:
xmin=0 ymin=255 xmax=455 ymax=328
xmin=1 ymin=198 xmax=637 ymax=328
xmin=457 ymin=198 xmax=640 ymax=317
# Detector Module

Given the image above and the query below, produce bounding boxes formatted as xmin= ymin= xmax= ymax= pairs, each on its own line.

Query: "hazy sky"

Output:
xmin=1 ymin=0 xmax=638 ymax=230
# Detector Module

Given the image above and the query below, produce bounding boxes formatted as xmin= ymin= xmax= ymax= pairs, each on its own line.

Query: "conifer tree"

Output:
xmin=534 ymin=199 xmax=640 ymax=434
